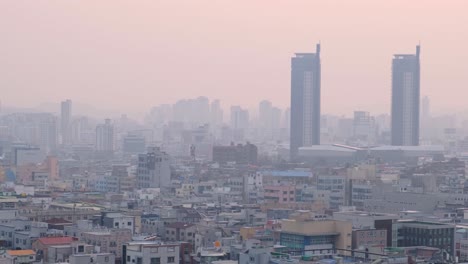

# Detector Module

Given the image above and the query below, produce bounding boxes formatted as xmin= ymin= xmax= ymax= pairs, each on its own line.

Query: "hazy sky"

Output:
xmin=1 ymin=1 xmax=467 ymax=117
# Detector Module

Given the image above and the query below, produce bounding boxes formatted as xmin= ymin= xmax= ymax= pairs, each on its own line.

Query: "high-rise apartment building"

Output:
xmin=290 ymin=44 xmax=321 ymax=159
xmin=60 ymin=99 xmax=72 ymax=145
xmin=391 ymin=45 xmax=421 ymax=146
xmin=137 ymin=147 xmax=171 ymax=189
xmin=95 ymin=119 xmax=114 ymax=153
xmin=210 ymin=99 xmax=223 ymax=130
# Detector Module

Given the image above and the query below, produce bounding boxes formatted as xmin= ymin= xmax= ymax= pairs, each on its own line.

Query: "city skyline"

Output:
xmin=1 ymin=1 xmax=467 ymax=116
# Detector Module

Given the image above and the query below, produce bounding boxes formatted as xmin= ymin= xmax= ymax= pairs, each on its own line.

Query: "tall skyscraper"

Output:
xmin=290 ymin=44 xmax=321 ymax=159
xmin=60 ymin=99 xmax=72 ymax=145
xmin=391 ymin=45 xmax=421 ymax=146
xmin=96 ymin=119 xmax=114 ymax=153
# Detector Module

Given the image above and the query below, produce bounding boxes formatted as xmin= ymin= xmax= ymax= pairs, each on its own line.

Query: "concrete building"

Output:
xmin=122 ymin=242 xmax=180 ymax=264
xmin=290 ymin=44 xmax=321 ymax=159
xmin=5 ymin=250 xmax=37 ymax=264
xmin=230 ymin=106 xmax=249 ymax=141
xmin=263 ymin=185 xmax=295 ymax=204
xmin=212 ymin=143 xmax=258 ymax=165
xmin=165 ymin=222 xmax=196 ymax=244
xmin=391 ymin=45 xmax=421 ymax=146
xmin=81 ymin=228 xmax=132 ymax=259
xmin=69 ymin=253 xmax=115 ymax=264
xmin=32 ymin=236 xmax=78 ymax=262
xmin=95 ymin=119 xmax=114 ymax=153
xmin=61 ymin=99 xmax=72 ymax=145
xmin=279 ymin=219 xmax=352 ymax=256
xmin=351 ymin=229 xmax=387 ymax=251
xmin=137 ymin=147 xmax=171 ymax=189
xmin=333 ymin=211 xmax=398 ymax=247
xmin=396 ymin=220 xmax=455 ymax=256
xmin=123 ymin=134 xmax=146 ymax=154
xmin=100 ymin=212 xmax=135 ymax=234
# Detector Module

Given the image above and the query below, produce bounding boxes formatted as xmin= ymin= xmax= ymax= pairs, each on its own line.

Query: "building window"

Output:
xmin=127 ymin=256 xmax=131 ymax=262
xmin=128 ymin=222 xmax=132 ymax=226
xmin=151 ymin=258 xmax=161 ymax=264
xmin=168 ymin=257 xmax=175 ymax=263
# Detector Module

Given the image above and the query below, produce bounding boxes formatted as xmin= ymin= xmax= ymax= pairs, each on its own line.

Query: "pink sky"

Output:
xmin=1 ymin=1 xmax=467 ymax=117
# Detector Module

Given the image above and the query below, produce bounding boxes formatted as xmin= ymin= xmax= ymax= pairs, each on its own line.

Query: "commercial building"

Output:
xmin=137 ymin=147 xmax=171 ymax=189
xmin=290 ymin=44 xmax=321 ymax=159
xmin=391 ymin=45 xmax=421 ymax=146
xmin=396 ymin=221 xmax=455 ymax=256
xmin=279 ymin=219 xmax=352 ymax=256
xmin=333 ymin=211 xmax=398 ymax=247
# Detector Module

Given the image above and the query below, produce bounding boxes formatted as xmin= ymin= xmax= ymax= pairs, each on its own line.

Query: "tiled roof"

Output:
xmin=37 ymin=236 xmax=77 ymax=245
xmin=7 ymin=249 xmax=35 ymax=256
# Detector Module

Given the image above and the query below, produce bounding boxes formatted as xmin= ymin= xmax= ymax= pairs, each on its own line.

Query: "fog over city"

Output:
xmin=1 ymin=2 xmax=468 ymax=264
xmin=1 ymin=1 xmax=468 ymax=118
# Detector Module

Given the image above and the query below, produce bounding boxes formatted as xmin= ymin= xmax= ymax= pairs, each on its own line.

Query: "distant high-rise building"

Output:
xmin=95 ymin=119 xmax=114 ymax=153
xmin=137 ymin=147 xmax=171 ymax=188
xmin=230 ymin=105 xmax=249 ymax=141
xmin=210 ymin=99 xmax=223 ymax=127
xmin=391 ymin=45 xmax=421 ymax=146
xmin=421 ymin=95 xmax=430 ymax=139
xmin=290 ymin=44 xmax=321 ymax=159
xmin=38 ymin=115 xmax=58 ymax=153
xmin=421 ymin=95 xmax=430 ymax=121
xmin=212 ymin=142 xmax=258 ymax=165
xmin=353 ymin=111 xmax=376 ymax=146
xmin=258 ymin=100 xmax=282 ymax=141
xmin=230 ymin=106 xmax=249 ymax=130
xmin=60 ymin=99 xmax=72 ymax=145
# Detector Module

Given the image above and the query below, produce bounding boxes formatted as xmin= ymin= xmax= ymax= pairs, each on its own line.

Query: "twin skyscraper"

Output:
xmin=290 ymin=44 xmax=421 ymax=159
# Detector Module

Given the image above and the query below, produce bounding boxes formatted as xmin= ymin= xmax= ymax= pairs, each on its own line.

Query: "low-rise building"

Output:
xmin=165 ymin=223 xmax=196 ymax=244
xmin=69 ymin=253 xmax=115 ymax=264
xmin=122 ymin=242 xmax=180 ymax=264
xmin=81 ymin=228 xmax=132 ymax=259
xmin=5 ymin=250 xmax=36 ymax=264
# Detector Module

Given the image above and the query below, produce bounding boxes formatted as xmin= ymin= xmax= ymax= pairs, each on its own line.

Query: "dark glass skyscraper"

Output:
xmin=391 ymin=45 xmax=420 ymax=146
xmin=290 ymin=44 xmax=321 ymax=159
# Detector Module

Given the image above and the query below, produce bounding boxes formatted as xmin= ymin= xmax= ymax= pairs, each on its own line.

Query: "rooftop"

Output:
xmin=37 ymin=236 xmax=77 ymax=245
xmin=261 ymin=170 xmax=311 ymax=178
xmin=7 ymin=249 xmax=35 ymax=256
xmin=167 ymin=222 xmax=195 ymax=229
